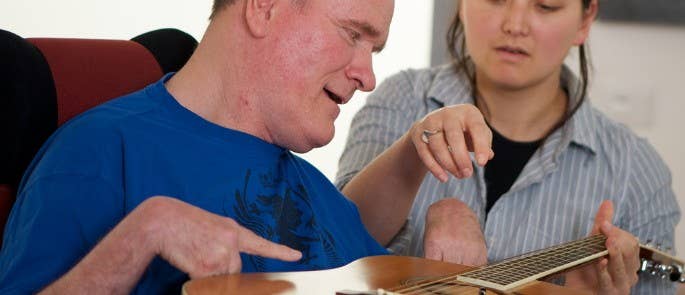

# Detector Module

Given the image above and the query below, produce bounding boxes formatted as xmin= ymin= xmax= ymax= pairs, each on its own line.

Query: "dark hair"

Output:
xmin=447 ymin=0 xmax=595 ymax=135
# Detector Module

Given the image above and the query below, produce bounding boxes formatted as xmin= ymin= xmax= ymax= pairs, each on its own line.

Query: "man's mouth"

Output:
xmin=324 ymin=89 xmax=344 ymax=104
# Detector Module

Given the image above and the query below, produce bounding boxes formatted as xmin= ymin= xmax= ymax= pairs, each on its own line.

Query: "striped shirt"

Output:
xmin=335 ymin=64 xmax=681 ymax=294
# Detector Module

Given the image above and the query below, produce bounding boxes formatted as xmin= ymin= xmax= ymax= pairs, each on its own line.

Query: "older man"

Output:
xmin=0 ymin=0 xmax=394 ymax=293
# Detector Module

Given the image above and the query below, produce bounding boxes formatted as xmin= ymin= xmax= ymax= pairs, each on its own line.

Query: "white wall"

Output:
xmin=587 ymin=22 xmax=685 ymax=259
xmin=0 ymin=0 xmax=212 ymax=39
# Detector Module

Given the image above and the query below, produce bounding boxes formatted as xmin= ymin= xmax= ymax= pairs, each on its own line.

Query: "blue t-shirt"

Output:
xmin=0 ymin=75 xmax=387 ymax=294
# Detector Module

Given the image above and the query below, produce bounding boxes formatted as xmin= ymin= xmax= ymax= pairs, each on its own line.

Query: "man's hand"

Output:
xmin=423 ymin=198 xmax=487 ymax=266
xmin=565 ymin=200 xmax=640 ymax=295
xmin=142 ymin=197 xmax=302 ymax=278
xmin=41 ymin=196 xmax=302 ymax=294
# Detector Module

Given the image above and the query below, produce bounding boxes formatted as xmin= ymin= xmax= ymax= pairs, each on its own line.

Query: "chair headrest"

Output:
xmin=132 ymin=28 xmax=198 ymax=74
xmin=0 ymin=29 xmax=57 ymax=187
xmin=27 ymin=37 xmax=164 ymax=125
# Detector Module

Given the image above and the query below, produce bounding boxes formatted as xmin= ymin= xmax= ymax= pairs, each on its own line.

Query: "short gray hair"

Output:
xmin=209 ymin=0 xmax=306 ymax=20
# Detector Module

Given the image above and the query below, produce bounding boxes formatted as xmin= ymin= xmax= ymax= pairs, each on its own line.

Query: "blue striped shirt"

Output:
xmin=335 ymin=64 xmax=681 ymax=294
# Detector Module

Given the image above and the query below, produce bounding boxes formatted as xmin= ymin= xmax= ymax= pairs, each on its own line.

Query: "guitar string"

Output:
xmin=385 ymin=275 xmax=452 ymax=293
xmin=412 ymin=279 xmax=488 ymax=295
xmin=456 ymin=235 xmax=606 ymax=284
xmin=390 ymin=278 xmax=475 ymax=295
xmin=389 ymin=272 xmax=473 ymax=294
xmin=390 ymin=235 xmax=606 ymax=294
xmin=418 ymin=242 xmax=605 ymax=295
xmin=404 ymin=281 xmax=484 ymax=295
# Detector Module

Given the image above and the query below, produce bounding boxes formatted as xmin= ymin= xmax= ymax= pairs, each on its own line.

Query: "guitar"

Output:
xmin=182 ymin=235 xmax=684 ymax=295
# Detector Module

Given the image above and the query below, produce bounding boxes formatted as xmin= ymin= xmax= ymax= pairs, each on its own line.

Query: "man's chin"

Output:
xmin=294 ymin=132 xmax=334 ymax=153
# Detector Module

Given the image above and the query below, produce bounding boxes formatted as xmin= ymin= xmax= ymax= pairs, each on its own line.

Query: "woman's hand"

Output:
xmin=565 ymin=200 xmax=641 ymax=295
xmin=409 ymin=104 xmax=493 ymax=182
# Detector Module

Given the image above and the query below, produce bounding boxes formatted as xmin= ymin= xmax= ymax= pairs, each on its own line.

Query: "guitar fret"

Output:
xmin=456 ymin=235 xmax=608 ymax=291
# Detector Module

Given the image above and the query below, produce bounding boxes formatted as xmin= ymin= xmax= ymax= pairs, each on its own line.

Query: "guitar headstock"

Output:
xmin=639 ymin=242 xmax=685 ymax=283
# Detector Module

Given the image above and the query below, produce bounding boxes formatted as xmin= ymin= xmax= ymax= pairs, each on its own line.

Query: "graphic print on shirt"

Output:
xmin=229 ymin=169 xmax=341 ymax=271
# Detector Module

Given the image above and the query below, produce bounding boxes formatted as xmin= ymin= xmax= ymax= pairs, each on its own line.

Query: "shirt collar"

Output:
xmin=425 ymin=64 xmax=474 ymax=107
xmin=558 ymin=65 xmax=598 ymax=155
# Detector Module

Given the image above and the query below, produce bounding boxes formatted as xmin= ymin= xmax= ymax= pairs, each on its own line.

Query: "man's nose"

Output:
xmin=346 ymin=49 xmax=376 ymax=92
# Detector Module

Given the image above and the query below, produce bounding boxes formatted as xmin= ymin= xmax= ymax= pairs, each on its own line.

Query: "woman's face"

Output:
xmin=460 ymin=0 xmax=596 ymax=90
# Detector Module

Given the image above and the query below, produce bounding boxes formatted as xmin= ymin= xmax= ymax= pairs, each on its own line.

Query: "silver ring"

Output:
xmin=421 ymin=129 xmax=441 ymax=144
xmin=447 ymin=145 xmax=453 ymax=153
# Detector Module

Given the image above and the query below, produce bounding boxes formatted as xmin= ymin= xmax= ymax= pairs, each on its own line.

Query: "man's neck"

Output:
xmin=164 ymin=18 xmax=274 ymax=145
xmin=475 ymin=72 xmax=568 ymax=142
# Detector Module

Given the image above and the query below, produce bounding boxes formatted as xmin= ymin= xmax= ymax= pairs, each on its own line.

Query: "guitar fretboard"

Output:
xmin=456 ymin=235 xmax=608 ymax=292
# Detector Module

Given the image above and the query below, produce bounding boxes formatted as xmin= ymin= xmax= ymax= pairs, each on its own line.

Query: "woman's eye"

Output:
xmin=537 ymin=3 xmax=560 ymax=11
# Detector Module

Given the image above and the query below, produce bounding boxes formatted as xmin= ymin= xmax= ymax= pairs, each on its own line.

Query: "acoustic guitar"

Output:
xmin=182 ymin=235 xmax=684 ymax=294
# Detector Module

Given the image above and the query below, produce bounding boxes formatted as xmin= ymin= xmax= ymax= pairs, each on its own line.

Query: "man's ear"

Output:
xmin=245 ymin=0 xmax=277 ymax=38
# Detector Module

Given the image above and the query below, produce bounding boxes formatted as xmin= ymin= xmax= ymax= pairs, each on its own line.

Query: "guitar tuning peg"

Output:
xmin=672 ymin=265 xmax=684 ymax=282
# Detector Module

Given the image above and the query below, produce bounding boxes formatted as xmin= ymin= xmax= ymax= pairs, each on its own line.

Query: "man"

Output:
xmin=0 ymin=0 xmax=394 ymax=293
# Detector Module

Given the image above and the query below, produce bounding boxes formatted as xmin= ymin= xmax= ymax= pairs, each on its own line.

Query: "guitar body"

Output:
xmin=181 ymin=255 xmax=589 ymax=295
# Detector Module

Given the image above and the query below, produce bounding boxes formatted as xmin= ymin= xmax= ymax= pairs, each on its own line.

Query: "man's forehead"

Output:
xmin=336 ymin=0 xmax=394 ymax=51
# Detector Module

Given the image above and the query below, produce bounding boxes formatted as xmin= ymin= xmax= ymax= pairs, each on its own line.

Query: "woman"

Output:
xmin=336 ymin=0 xmax=680 ymax=294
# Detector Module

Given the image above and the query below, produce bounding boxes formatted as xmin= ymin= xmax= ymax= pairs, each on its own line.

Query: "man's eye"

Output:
xmin=346 ymin=28 xmax=361 ymax=42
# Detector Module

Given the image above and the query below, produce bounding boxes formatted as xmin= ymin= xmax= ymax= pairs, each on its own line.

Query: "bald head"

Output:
xmin=210 ymin=0 xmax=305 ymax=19
xmin=210 ymin=0 xmax=238 ymax=19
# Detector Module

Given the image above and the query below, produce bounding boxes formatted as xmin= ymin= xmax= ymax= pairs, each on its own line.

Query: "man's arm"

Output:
xmin=40 ymin=198 xmax=158 ymax=294
xmin=40 ymin=197 xmax=301 ymax=294
xmin=423 ymin=198 xmax=487 ymax=266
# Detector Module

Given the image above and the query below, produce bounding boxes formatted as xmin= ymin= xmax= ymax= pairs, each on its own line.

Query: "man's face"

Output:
xmin=255 ymin=0 xmax=394 ymax=153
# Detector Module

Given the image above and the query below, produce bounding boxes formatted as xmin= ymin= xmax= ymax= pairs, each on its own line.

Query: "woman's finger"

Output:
xmin=606 ymin=238 xmax=629 ymax=292
xmin=426 ymin=130 xmax=462 ymax=178
xmin=597 ymin=258 xmax=614 ymax=293
xmin=441 ymin=130 xmax=471 ymax=179
xmin=414 ymin=128 xmax=449 ymax=182
xmin=464 ymin=118 xmax=493 ymax=166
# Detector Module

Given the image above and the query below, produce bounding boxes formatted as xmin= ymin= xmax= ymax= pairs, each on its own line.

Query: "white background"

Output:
xmin=1 ymin=0 xmax=683 ymax=265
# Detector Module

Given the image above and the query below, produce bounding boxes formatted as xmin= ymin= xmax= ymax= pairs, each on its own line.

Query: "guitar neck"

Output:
xmin=457 ymin=235 xmax=608 ymax=292
xmin=457 ymin=235 xmax=685 ymax=292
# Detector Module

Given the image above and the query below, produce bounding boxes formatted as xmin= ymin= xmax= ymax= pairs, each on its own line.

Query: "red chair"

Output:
xmin=0 ymin=28 xmax=197 ymax=247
